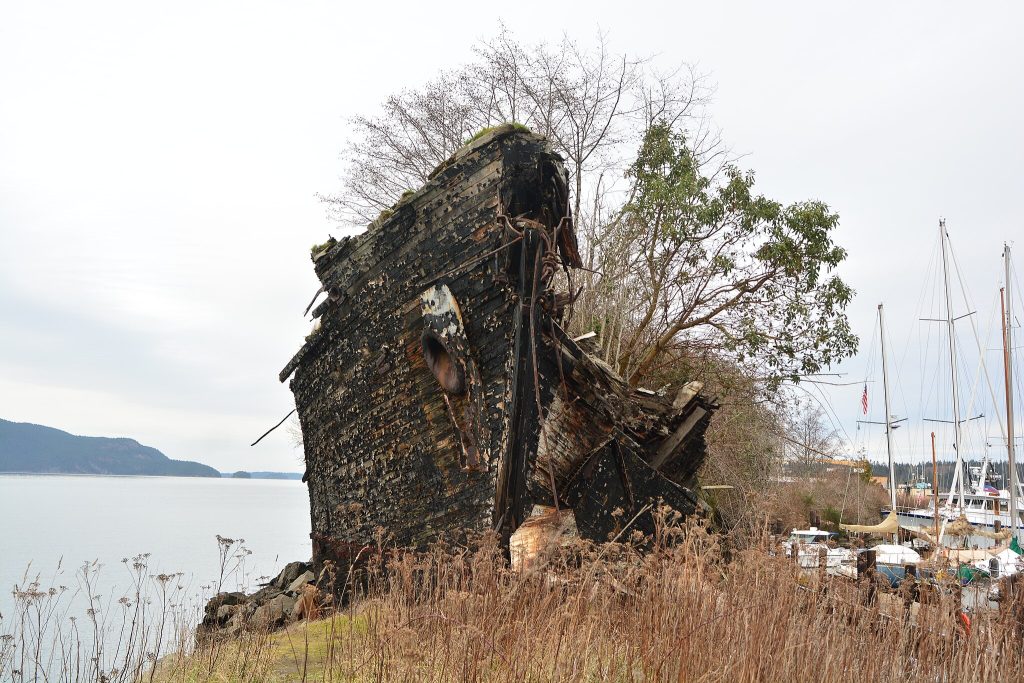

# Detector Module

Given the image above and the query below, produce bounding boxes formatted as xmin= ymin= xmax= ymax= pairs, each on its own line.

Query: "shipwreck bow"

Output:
xmin=280 ymin=124 xmax=717 ymax=569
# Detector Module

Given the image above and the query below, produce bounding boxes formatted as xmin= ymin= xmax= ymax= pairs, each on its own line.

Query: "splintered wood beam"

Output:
xmin=672 ymin=381 xmax=704 ymax=410
xmin=649 ymin=406 xmax=708 ymax=471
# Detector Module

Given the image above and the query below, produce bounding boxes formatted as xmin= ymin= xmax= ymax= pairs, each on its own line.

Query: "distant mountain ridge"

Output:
xmin=0 ymin=418 xmax=219 ymax=477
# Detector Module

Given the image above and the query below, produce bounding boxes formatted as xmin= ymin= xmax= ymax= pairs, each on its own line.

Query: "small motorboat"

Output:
xmin=870 ymin=544 xmax=922 ymax=586
xmin=785 ymin=528 xmax=854 ymax=569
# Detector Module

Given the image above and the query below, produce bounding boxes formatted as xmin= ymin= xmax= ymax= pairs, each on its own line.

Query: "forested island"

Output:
xmin=0 ymin=418 xmax=219 ymax=477
xmin=222 ymin=470 xmax=302 ymax=480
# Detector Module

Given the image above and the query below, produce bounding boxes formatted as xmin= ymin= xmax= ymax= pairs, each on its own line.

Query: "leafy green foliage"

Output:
xmin=620 ymin=123 xmax=857 ymax=386
xmin=822 ymin=506 xmax=842 ymax=530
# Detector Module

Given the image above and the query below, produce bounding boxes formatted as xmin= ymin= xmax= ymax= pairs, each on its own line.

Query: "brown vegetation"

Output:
xmin=768 ymin=470 xmax=891 ymax=533
xmin=154 ymin=521 xmax=1024 ymax=682
xmin=9 ymin=518 xmax=1022 ymax=682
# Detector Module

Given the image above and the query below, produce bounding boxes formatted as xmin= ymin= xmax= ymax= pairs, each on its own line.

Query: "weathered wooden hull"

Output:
xmin=281 ymin=126 xmax=716 ymax=571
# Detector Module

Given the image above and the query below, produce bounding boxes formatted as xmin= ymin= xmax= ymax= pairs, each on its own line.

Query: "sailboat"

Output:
xmin=840 ymin=302 xmax=922 ymax=581
xmin=895 ymin=225 xmax=1024 ymax=549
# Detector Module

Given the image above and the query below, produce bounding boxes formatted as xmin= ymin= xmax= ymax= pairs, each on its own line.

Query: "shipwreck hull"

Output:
xmin=281 ymin=126 xmax=716 ymax=571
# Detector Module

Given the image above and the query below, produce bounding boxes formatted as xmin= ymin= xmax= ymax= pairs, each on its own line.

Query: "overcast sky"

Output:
xmin=1 ymin=2 xmax=1021 ymax=472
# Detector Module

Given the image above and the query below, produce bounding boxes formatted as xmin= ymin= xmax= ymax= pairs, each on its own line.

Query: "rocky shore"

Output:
xmin=198 ymin=560 xmax=322 ymax=639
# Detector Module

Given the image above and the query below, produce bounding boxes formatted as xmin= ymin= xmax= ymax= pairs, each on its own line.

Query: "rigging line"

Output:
xmin=799 ymin=379 xmax=870 ymax=386
xmin=771 ymin=428 xmax=859 ymax=460
xmin=949 ymin=237 xmax=1008 ymax=442
xmin=922 ymin=303 xmax=943 ymax=442
xmin=839 ymin=458 xmax=852 ymax=523
xmin=977 ymin=289 xmax=1005 ymax=454
xmin=885 ymin=306 xmax=919 ymax=466
xmin=1013 ymin=256 xmax=1024 ymax=456
xmin=958 ymin=300 xmax=990 ymax=434
xmin=878 ymin=301 xmax=915 ymax=465
xmin=850 ymin=311 xmax=880 ymax=455
xmin=897 ymin=235 xmax=941 ymax=379
xmin=811 ymin=382 xmax=854 ymax=444
xmin=1012 ymin=253 xmax=1023 ymax=322
xmin=788 ymin=383 xmax=850 ymax=451
xmin=861 ymin=310 xmax=880 ymax=419
xmin=914 ymin=237 xmax=943 ymax=465
xmin=956 ymin=338 xmax=990 ymax=461
xmin=892 ymin=237 xmax=937 ymax=462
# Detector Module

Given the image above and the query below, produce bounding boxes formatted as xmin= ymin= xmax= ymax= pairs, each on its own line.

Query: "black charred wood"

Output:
xmin=279 ymin=125 xmax=718 ymax=578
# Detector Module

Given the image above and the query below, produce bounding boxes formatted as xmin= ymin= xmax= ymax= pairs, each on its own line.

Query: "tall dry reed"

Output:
xmin=0 ymin=537 xmax=254 ymax=682
xmin=9 ymin=518 xmax=1024 ymax=682
xmin=164 ymin=516 xmax=1024 ymax=682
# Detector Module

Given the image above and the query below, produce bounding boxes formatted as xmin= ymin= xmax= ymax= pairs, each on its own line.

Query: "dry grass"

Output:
xmin=765 ymin=471 xmax=891 ymax=533
xmin=152 ymin=520 xmax=1024 ymax=683
xmin=7 ymin=516 xmax=1024 ymax=682
xmin=1 ymin=555 xmax=194 ymax=683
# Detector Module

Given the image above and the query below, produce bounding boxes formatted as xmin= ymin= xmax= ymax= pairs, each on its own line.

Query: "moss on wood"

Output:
xmin=310 ymin=238 xmax=336 ymax=257
xmin=465 ymin=122 xmax=531 ymax=145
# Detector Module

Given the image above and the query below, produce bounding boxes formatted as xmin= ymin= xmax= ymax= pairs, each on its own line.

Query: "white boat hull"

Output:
xmin=897 ymin=506 xmax=1024 ymax=549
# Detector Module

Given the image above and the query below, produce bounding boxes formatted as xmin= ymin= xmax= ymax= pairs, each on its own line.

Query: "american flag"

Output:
xmin=861 ymin=384 xmax=868 ymax=415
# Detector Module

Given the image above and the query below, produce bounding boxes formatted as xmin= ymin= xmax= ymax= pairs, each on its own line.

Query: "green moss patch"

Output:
xmin=465 ymin=122 xmax=531 ymax=145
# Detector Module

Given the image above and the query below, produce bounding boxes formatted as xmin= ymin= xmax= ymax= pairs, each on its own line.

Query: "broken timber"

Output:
xmin=280 ymin=124 xmax=717 ymax=571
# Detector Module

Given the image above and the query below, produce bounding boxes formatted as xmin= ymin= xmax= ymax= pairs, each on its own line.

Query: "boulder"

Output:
xmin=197 ymin=559 xmax=316 ymax=641
xmin=286 ymin=570 xmax=315 ymax=594
xmin=197 ymin=591 xmax=248 ymax=641
xmin=207 ymin=591 xmax=246 ymax=610
xmin=215 ymin=603 xmax=240 ymax=625
xmin=248 ymin=584 xmax=283 ymax=604
xmin=271 ymin=561 xmax=311 ymax=590
xmin=252 ymin=593 xmax=297 ymax=629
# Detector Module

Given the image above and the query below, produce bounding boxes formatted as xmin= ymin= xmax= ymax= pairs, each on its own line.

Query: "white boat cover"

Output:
xmin=972 ymin=547 xmax=1024 ymax=577
xmin=794 ymin=544 xmax=854 ymax=569
xmin=873 ymin=544 xmax=921 ymax=565
xmin=944 ymin=544 xmax=1009 ymax=566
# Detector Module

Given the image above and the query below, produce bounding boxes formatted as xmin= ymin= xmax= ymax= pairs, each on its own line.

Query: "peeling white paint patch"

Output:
xmin=419 ymin=284 xmax=465 ymax=337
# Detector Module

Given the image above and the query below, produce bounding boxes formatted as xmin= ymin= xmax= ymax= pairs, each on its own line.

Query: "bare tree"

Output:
xmin=324 ymin=26 xmax=712 ymax=229
xmin=317 ymin=30 xmax=863 ymax=535
xmin=784 ymin=398 xmax=841 ymax=478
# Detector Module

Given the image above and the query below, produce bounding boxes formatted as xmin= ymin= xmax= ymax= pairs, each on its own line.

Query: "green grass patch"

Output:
xmin=310 ymin=238 xmax=335 ymax=256
xmin=154 ymin=613 xmax=369 ymax=683
xmin=465 ymin=122 xmax=531 ymax=145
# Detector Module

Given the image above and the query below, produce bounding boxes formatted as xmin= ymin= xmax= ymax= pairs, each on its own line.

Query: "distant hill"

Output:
xmin=220 ymin=471 xmax=303 ymax=480
xmin=0 ymin=418 xmax=219 ymax=477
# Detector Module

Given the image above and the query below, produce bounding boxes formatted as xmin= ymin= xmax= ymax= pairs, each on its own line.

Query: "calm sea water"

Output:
xmin=0 ymin=474 xmax=310 ymax=628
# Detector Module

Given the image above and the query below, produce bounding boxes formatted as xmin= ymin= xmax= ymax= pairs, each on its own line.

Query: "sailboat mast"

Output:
xmin=1003 ymin=243 xmax=1018 ymax=540
xmin=940 ymin=220 xmax=967 ymax=509
xmin=879 ymin=303 xmax=898 ymax=514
